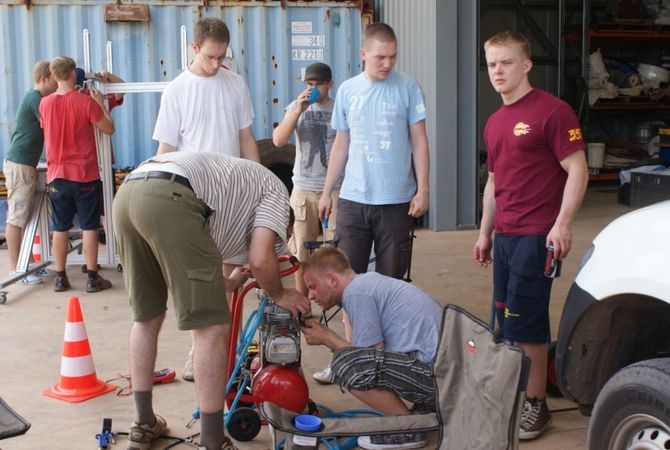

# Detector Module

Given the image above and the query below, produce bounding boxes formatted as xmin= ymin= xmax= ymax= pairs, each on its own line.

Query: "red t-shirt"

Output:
xmin=483 ymin=89 xmax=584 ymax=235
xmin=39 ymin=90 xmax=104 ymax=183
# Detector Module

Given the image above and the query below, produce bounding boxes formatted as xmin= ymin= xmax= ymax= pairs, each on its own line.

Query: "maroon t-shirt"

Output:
xmin=484 ymin=89 xmax=584 ymax=235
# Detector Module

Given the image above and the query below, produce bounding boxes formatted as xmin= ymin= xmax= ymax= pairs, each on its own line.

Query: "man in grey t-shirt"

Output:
xmin=300 ymin=247 xmax=442 ymax=450
xmin=272 ymin=62 xmax=342 ymax=295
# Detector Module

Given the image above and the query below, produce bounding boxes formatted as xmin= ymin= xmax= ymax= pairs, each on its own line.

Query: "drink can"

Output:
xmin=544 ymin=245 xmax=562 ymax=278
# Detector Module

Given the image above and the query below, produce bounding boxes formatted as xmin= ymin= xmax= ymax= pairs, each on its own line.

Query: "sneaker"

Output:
xmin=183 ymin=346 xmax=194 ymax=382
xmin=312 ymin=365 xmax=332 ymax=385
xmin=357 ymin=432 xmax=427 ymax=450
xmin=54 ymin=274 xmax=70 ymax=292
xmin=86 ymin=273 xmax=112 ymax=293
xmin=197 ymin=436 xmax=239 ymax=450
xmin=127 ymin=414 xmax=168 ymax=450
xmin=519 ymin=396 xmax=552 ymax=440
xmin=9 ymin=271 xmax=43 ymax=285
xmin=34 ymin=267 xmax=57 ymax=277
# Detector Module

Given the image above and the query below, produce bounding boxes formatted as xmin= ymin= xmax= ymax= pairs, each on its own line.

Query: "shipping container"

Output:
xmin=0 ymin=0 xmax=372 ymax=167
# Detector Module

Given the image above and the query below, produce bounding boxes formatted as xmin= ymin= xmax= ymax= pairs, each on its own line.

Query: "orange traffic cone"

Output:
xmin=43 ymin=296 xmax=115 ymax=402
xmin=32 ymin=234 xmax=42 ymax=263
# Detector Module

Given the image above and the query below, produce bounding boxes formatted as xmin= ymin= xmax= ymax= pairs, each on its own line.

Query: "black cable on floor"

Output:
xmin=114 ymin=431 xmax=199 ymax=449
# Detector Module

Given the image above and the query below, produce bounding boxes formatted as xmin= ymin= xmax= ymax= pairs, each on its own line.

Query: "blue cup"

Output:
xmin=294 ymin=414 xmax=322 ymax=432
xmin=308 ymin=87 xmax=320 ymax=104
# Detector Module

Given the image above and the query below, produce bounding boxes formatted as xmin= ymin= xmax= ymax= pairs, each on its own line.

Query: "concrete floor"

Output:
xmin=0 ymin=187 xmax=630 ymax=450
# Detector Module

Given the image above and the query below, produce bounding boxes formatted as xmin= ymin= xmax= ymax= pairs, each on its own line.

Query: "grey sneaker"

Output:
xmin=312 ymin=365 xmax=332 ymax=385
xmin=197 ymin=436 xmax=239 ymax=450
xmin=9 ymin=271 xmax=43 ymax=285
xmin=357 ymin=432 xmax=427 ymax=450
xmin=519 ymin=397 xmax=552 ymax=440
xmin=127 ymin=414 xmax=168 ymax=450
xmin=183 ymin=346 xmax=194 ymax=382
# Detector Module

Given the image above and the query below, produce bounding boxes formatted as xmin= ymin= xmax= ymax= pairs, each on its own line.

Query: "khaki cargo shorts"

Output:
xmin=113 ymin=177 xmax=230 ymax=330
xmin=3 ymin=160 xmax=37 ymax=228
xmin=288 ymin=188 xmax=339 ymax=262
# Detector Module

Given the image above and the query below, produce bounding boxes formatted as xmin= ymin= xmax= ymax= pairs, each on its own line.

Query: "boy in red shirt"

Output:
xmin=39 ymin=56 xmax=115 ymax=292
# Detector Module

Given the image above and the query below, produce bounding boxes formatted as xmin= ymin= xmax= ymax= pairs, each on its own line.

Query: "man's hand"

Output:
xmin=89 ymin=87 xmax=105 ymax=106
xmin=546 ymin=223 xmax=572 ymax=260
xmin=408 ymin=189 xmax=428 ymax=217
xmin=224 ymin=266 xmax=251 ymax=294
xmin=300 ymin=320 xmax=338 ymax=347
xmin=318 ymin=195 xmax=332 ymax=221
xmin=296 ymin=87 xmax=313 ymax=113
xmin=473 ymin=234 xmax=493 ymax=267
xmin=274 ymin=288 xmax=310 ymax=317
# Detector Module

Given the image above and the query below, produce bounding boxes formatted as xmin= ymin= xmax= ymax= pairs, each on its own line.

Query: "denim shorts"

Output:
xmin=492 ymin=235 xmax=553 ymax=343
xmin=47 ymin=178 xmax=102 ymax=231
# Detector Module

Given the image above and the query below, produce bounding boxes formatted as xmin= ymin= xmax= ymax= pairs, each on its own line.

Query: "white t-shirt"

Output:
xmin=152 ymin=67 xmax=254 ymax=156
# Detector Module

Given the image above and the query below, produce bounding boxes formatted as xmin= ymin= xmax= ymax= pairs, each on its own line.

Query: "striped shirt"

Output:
xmin=138 ymin=152 xmax=289 ymax=264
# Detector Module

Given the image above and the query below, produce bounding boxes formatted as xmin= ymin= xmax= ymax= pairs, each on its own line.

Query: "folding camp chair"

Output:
xmin=261 ymin=305 xmax=530 ymax=450
xmin=0 ymin=396 xmax=30 ymax=441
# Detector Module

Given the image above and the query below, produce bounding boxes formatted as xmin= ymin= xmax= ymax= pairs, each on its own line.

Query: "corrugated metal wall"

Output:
xmin=0 ymin=1 xmax=370 ymax=167
xmin=376 ymin=0 xmax=478 ymax=230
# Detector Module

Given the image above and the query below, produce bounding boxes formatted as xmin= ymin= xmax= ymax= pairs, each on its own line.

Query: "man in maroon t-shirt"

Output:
xmin=39 ymin=56 xmax=115 ymax=293
xmin=473 ymin=31 xmax=588 ymax=440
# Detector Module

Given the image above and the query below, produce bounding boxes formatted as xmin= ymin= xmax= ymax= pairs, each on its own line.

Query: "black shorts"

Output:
xmin=335 ymin=199 xmax=412 ymax=278
xmin=47 ymin=179 xmax=102 ymax=231
xmin=492 ymin=235 xmax=553 ymax=343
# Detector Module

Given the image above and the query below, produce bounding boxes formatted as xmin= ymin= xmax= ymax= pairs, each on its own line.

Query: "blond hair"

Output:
xmin=363 ymin=22 xmax=396 ymax=49
xmin=32 ymin=60 xmax=51 ymax=84
xmin=484 ymin=31 xmax=531 ymax=59
xmin=49 ymin=56 xmax=76 ymax=81
xmin=301 ymin=247 xmax=352 ymax=276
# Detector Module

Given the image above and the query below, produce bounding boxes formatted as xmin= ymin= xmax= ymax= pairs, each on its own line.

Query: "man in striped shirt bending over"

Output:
xmin=112 ymin=151 xmax=310 ymax=450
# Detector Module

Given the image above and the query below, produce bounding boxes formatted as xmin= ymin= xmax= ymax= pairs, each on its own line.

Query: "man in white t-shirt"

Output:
xmin=153 ymin=17 xmax=261 ymax=384
xmin=153 ymin=17 xmax=259 ymax=162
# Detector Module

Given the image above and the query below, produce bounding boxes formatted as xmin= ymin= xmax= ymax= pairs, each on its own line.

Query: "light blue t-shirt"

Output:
xmin=342 ymin=272 xmax=442 ymax=364
xmin=331 ymin=71 xmax=427 ymax=205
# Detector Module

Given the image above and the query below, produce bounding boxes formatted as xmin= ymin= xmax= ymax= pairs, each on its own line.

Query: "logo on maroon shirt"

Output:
xmin=513 ymin=122 xmax=531 ymax=136
xmin=568 ymin=128 xmax=583 ymax=142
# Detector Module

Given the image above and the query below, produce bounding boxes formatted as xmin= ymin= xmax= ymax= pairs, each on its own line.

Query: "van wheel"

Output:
xmin=588 ymin=358 xmax=670 ymax=450
xmin=546 ymin=340 xmax=562 ymax=397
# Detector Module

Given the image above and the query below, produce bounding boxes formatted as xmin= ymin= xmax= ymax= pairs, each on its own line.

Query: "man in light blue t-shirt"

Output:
xmin=318 ymin=22 xmax=430 ymax=279
xmin=301 ymin=247 xmax=441 ymax=450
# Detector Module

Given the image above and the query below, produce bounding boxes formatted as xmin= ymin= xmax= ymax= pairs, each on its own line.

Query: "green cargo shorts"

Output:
xmin=112 ymin=176 xmax=230 ymax=330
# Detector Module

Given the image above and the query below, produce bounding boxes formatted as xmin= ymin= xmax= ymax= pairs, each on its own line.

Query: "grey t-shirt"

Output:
xmin=285 ymin=98 xmax=342 ymax=191
xmin=342 ymin=272 xmax=443 ymax=364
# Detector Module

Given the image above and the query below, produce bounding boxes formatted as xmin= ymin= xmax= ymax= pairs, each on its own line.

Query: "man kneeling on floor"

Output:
xmin=113 ymin=151 xmax=310 ymax=450
xmin=300 ymin=247 xmax=442 ymax=450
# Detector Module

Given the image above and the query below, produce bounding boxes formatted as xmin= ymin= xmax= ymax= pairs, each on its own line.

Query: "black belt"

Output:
xmin=124 ymin=171 xmax=193 ymax=191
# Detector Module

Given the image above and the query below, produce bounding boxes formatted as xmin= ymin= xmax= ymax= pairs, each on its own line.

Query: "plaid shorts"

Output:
xmin=330 ymin=347 xmax=435 ymax=408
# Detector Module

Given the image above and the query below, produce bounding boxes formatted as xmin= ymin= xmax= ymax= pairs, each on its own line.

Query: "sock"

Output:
xmin=57 ymin=271 xmax=66 ymax=277
xmin=199 ymin=410 xmax=224 ymax=450
xmin=133 ymin=390 xmax=154 ymax=425
xmin=87 ymin=269 xmax=98 ymax=280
